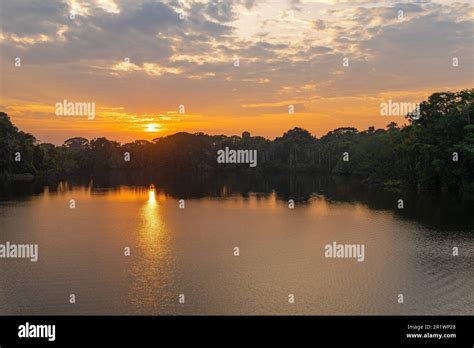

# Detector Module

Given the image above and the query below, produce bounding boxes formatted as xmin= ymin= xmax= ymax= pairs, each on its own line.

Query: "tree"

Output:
xmin=64 ymin=137 xmax=89 ymax=150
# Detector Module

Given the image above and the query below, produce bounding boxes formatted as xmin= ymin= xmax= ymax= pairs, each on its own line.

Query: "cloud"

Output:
xmin=312 ymin=19 xmax=327 ymax=30
xmin=0 ymin=0 xmax=472 ymax=139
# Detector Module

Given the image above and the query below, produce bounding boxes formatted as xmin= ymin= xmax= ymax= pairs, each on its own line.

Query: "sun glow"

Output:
xmin=145 ymin=123 xmax=159 ymax=132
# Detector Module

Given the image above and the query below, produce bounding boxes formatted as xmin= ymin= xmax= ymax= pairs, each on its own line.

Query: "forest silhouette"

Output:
xmin=1 ymin=90 xmax=473 ymax=193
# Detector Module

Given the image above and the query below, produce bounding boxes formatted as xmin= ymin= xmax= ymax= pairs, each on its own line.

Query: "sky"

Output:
xmin=0 ymin=0 xmax=472 ymax=145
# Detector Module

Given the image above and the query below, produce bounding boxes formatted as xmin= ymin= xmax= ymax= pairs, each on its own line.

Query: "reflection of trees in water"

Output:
xmin=1 ymin=172 xmax=472 ymax=232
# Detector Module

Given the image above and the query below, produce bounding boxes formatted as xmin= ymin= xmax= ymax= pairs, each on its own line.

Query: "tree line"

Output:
xmin=1 ymin=90 xmax=473 ymax=192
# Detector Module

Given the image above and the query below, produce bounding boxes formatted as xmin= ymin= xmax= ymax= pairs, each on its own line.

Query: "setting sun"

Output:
xmin=145 ymin=123 xmax=159 ymax=132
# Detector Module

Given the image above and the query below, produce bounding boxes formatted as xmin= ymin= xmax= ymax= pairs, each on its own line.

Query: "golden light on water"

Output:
xmin=148 ymin=189 xmax=156 ymax=204
xmin=139 ymin=187 xmax=161 ymax=248
xmin=144 ymin=191 xmax=158 ymax=235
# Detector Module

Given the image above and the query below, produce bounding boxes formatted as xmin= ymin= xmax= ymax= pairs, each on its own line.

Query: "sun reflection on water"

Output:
xmin=148 ymin=189 xmax=156 ymax=205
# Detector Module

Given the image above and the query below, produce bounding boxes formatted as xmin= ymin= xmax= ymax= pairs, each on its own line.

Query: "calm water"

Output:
xmin=0 ymin=174 xmax=473 ymax=315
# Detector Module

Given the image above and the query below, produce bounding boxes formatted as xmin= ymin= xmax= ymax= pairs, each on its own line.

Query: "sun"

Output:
xmin=145 ymin=123 xmax=159 ymax=132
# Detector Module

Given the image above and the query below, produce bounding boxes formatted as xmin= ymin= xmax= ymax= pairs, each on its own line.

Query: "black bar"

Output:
xmin=0 ymin=316 xmax=472 ymax=346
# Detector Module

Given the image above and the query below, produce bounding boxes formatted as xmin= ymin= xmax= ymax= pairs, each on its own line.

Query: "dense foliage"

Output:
xmin=1 ymin=90 xmax=473 ymax=192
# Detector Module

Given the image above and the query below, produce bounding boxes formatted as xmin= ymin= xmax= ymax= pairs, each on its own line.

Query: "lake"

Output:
xmin=0 ymin=173 xmax=473 ymax=315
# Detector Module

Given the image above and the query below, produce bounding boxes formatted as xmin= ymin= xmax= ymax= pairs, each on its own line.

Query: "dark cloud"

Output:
xmin=0 ymin=0 xmax=68 ymax=36
xmin=205 ymin=0 xmax=236 ymax=22
xmin=0 ymin=0 xmax=471 ymax=113
xmin=312 ymin=19 xmax=327 ymax=30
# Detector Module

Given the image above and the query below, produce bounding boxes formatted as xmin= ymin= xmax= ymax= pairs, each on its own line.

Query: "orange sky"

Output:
xmin=0 ymin=0 xmax=472 ymax=144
